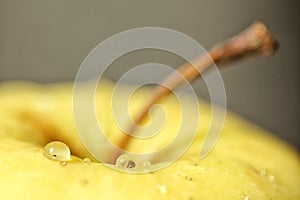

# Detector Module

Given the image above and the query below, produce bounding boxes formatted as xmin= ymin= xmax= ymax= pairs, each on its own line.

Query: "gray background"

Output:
xmin=0 ymin=0 xmax=299 ymax=149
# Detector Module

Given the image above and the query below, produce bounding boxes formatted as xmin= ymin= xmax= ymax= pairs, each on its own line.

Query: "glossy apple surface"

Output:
xmin=0 ymin=81 xmax=299 ymax=199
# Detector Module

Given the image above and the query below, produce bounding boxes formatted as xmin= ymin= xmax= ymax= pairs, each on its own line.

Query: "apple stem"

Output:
xmin=113 ymin=21 xmax=278 ymax=162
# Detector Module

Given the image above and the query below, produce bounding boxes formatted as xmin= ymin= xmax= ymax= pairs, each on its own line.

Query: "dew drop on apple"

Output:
xmin=185 ymin=176 xmax=193 ymax=181
xmin=43 ymin=141 xmax=71 ymax=161
xmin=115 ymin=154 xmax=136 ymax=170
xmin=240 ymin=194 xmax=249 ymax=200
xmin=156 ymin=184 xmax=167 ymax=194
xmin=259 ymin=169 xmax=267 ymax=176
xmin=259 ymin=169 xmax=275 ymax=181
xmin=268 ymin=175 xmax=275 ymax=181
xmin=142 ymin=160 xmax=151 ymax=168
xmin=60 ymin=161 xmax=68 ymax=167
xmin=83 ymin=157 xmax=91 ymax=163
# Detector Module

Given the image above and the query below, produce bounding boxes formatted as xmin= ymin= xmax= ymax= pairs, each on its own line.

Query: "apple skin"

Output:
xmin=0 ymin=81 xmax=299 ymax=200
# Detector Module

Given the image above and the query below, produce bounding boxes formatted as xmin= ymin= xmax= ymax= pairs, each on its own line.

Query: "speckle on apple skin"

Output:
xmin=80 ymin=178 xmax=89 ymax=186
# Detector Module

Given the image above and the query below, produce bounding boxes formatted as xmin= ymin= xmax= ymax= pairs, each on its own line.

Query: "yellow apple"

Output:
xmin=0 ymin=80 xmax=299 ymax=199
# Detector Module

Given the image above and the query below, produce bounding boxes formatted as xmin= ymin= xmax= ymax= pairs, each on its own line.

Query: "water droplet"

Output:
xmin=259 ymin=169 xmax=275 ymax=181
xmin=240 ymin=194 xmax=249 ymax=200
xmin=185 ymin=176 xmax=193 ymax=181
xmin=60 ymin=161 xmax=68 ymax=167
xmin=83 ymin=158 xmax=91 ymax=163
xmin=268 ymin=175 xmax=275 ymax=181
xmin=115 ymin=154 xmax=136 ymax=170
xmin=260 ymin=169 xmax=267 ymax=176
xmin=142 ymin=160 xmax=151 ymax=168
xmin=43 ymin=141 xmax=71 ymax=161
xmin=156 ymin=184 xmax=167 ymax=194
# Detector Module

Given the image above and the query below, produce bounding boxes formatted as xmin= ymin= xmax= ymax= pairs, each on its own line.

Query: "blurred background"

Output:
xmin=0 ymin=0 xmax=299 ymax=149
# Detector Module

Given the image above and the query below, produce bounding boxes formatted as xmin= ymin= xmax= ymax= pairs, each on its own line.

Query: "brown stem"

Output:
xmin=113 ymin=21 xmax=278 ymax=161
